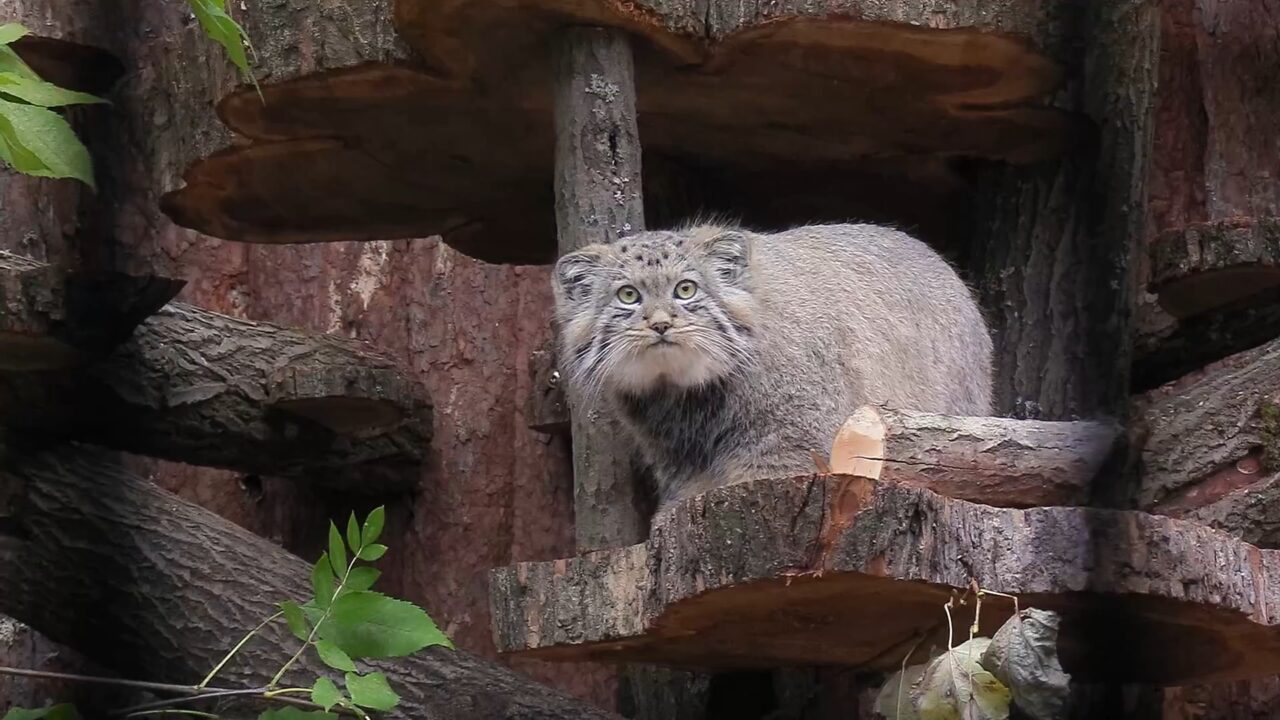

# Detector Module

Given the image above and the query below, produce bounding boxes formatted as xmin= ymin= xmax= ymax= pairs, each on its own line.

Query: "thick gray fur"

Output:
xmin=552 ymin=223 xmax=993 ymax=510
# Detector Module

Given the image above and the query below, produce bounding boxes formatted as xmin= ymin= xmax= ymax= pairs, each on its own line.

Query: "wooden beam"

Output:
xmin=1149 ymin=218 xmax=1280 ymax=318
xmin=0 ymin=251 xmax=183 ymax=370
xmin=0 ymin=292 xmax=429 ymax=493
xmin=490 ymin=473 xmax=1280 ymax=686
xmin=552 ymin=26 xmax=647 ymax=551
xmin=829 ymin=406 xmax=1119 ymax=507
xmin=0 ymin=442 xmax=620 ymax=720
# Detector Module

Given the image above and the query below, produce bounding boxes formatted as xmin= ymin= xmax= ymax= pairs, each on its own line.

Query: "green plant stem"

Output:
xmin=0 ymin=665 xmax=230 ymax=696
xmin=198 ymin=610 xmax=283 ymax=689
xmin=262 ymin=687 xmax=311 ymax=698
xmin=269 ymin=555 xmax=360 ymax=688
xmin=125 ymin=711 xmax=219 ymax=719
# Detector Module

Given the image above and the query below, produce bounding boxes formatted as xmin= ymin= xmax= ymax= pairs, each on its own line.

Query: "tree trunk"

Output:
xmin=0 ymin=442 xmax=620 ymax=720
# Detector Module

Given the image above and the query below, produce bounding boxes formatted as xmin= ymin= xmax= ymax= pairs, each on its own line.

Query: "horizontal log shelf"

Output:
xmin=161 ymin=0 xmax=1073 ymax=264
xmin=0 ymin=253 xmax=430 ymax=492
xmin=1149 ymin=217 xmax=1280 ymax=318
xmin=488 ymin=409 xmax=1280 ymax=685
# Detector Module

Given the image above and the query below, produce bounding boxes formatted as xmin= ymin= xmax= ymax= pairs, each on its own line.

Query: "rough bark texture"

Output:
xmin=163 ymin=0 xmax=1071 ymax=265
xmin=0 ymin=299 xmax=429 ymax=493
xmin=491 ymin=474 xmax=1280 ymax=685
xmin=0 ymin=443 xmax=620 ymax=720
xmin=527 ymin=340 xmax=570 ymax=436
xmin=1149 ymin=218 xmax=1280 ymax=319
xmin=1135 ymin=336 xmax=1280 ymax=511
xmin=0 ymin=250 xmax=182 ymax=370
xmin=829 ymin=407 xmax=1119 ymax=507
xmin=553 ymin=27 xmax=649 ymax=553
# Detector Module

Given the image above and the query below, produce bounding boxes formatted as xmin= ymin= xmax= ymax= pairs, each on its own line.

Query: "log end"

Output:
xmin=489 ymin=476 xmax=1280 ymax=685
xmin=161 ymin=3 xmax=1071 ymax=264
xmin=267 ymin=361 xmax=424 ymax=435
xmin=1150 ymin=218 xmax=1280 ymax=318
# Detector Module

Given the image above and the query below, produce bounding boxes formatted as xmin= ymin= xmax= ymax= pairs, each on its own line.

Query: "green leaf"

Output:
xmin=346 ymin=513 xmax=361 ymax=554
xmin=345 ymin=671 xmax=400 ymax=711
xmin=345 ymin=566 xmax=381 ymax=593
xmin=280 ymin=601 xmax=310 ymax=641
xmin=0 ymin=97 xmax=94 ymax=188
xmin=0 ymin=72 xmax=105 ymax=107
xmin=312 ymin=553 xmax=335 ymax=609
xmin=186 ymin=0 xmax=257 ymax=89
xmin=362 ymin=506 xmax=385 ymax=546
xmin=0 ymin=46 xmax=39 ymax=80
xmin=0 ymin=24 xmax=29 ymax=46
xmin=3 ymin=705 xmax=80 ymax=720
xmin=328 ymin=522 xmax=347 ymax=577
xmin=358 ymin=544 xmax=388 ymax=562
xmin=311 ymin=676 xmax=343 ymax=711
xmin=315 ymin=639 xmax=358 ymax=672
xmin=321 ymin=591 xmax=453 ymax=659
xmin=257 ymin=709 xmax=337 ymax=720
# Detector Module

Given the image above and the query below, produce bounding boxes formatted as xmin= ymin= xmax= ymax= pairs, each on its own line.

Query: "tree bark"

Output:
xmin=552 ymin=27 xmax=648 ymax=552
xmin=829 ymin=407 xmax=1119 ymax=507
xmin=0 ymin=442 xmax=619 ymax=720
xmin=492 ymin=473 xmax=1280 ymax=686
xmin=0 ymin=292 xmax=430 ymax=493
xmin=0 ymin=250 xmax=182 ymax=370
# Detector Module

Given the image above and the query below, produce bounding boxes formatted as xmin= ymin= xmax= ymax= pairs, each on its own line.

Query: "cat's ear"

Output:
xmin=698 ymin=230 xmax=752 ymax=285
xmin=553 ymin=247 xmax=608 ymax=304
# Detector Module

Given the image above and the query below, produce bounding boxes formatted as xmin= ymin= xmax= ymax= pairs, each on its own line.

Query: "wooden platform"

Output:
xmin=490 ymin=474 xmax=1280 ymax=685
xmin=160 ymin=0 xmax=1075 ymax=264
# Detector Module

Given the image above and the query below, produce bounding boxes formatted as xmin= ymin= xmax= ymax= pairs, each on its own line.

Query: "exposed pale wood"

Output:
xmin=490 ymin=475 xmax=1280 ymax=685
xmin=1150 ymin=218 xmax=1280 ymax=318
xmin=828 ymin=406 xmax=1118 ymax=507
xmin=0 ymin=300 xmax=429 ymax=493
xmin=161 ymin=1 xmax=1071 ymax=264
xmin=553 ymin=26 xmax=649 ymax=552
xmin=0 ymin=443 xmax=621 ymax=720
xmin=1136 ymin=335 xmax=1280 ymax=511
xmin=0 ymin=251 xmax=183 ymax=370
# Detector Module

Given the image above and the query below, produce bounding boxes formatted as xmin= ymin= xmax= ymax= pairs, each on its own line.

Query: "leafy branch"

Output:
xmin=0 ymin=23 xmax=103 ymax=188
xmin=1 ymin=507 xmax=452 ymax=720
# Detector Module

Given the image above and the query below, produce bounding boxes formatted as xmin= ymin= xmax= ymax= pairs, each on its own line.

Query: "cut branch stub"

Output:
xmin=829 ymin=406 xmax=1118 ymax=508
xmin=1149 ymin=217 xmax=1280 ymax=318
xmin=0 ymin=251 xmax=184 ymax=370
xmin=0 ymin=260 xmax=429 ymax=493
xmin=489 ymin=475 xmax=1280 ymax=686
xmin=1136 ymin=335 xmax=1280 ymax=531
xmin=0 ymin=443 xmax=620 ymax=720
xmin=161 ymin=0 xmax=1073 ymax=264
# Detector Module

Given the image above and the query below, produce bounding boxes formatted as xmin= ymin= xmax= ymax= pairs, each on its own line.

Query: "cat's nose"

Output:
xmin=650 ymin=320 xmax=672 ymax=335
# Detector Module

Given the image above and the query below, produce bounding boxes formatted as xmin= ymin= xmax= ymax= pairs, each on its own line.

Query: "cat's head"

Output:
xmin=551 ymin=225 xmax=758 ymax=396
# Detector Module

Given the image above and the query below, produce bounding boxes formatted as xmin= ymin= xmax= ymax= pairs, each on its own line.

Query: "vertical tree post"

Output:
xmin=552 ymin=27 xmax=648 ymax=552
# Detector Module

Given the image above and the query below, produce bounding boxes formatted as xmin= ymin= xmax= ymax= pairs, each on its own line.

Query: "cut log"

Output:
xmin=489 ymin=474 xmax=1280 ymax=685
xmin=0 ymin=251 xmax=184 ymax=370
xmin=0 ymin=442 xmax=620 ymax=720
xmin=1133 ymin=284 xmax=1280 ymax=391
xmin=0 ymin=298 xmax=429 ymax=493
xmin=554 ymin=26 xmax=649 ymax=552
xmin=1149 ymin=218 xmax=1280 ymax=318
xmin=161 ymin=0 xmax=1072 ymax=264
xmin=1135 ymin=334 xmax=1280 ymax=511
xmin=828 ymin=406 xmax=1119 ymax=507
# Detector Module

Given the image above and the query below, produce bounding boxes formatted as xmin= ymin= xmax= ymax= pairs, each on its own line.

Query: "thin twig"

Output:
xmin=111 ymin=688 xmax=268 ymax=716
xmin=199 ymin=610 xmax=283 ymax=689
xmin=0 ymin=666 xmax=231 ymax=696
xmin=125 ymin=711 xmax=219 ymax=719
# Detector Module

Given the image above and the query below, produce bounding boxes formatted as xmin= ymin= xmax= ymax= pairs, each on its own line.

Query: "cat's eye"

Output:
xmin=674 ymin=280 xmax=698 ymax=300
xmin=616 ymin=285 xmax=641 ymax=305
